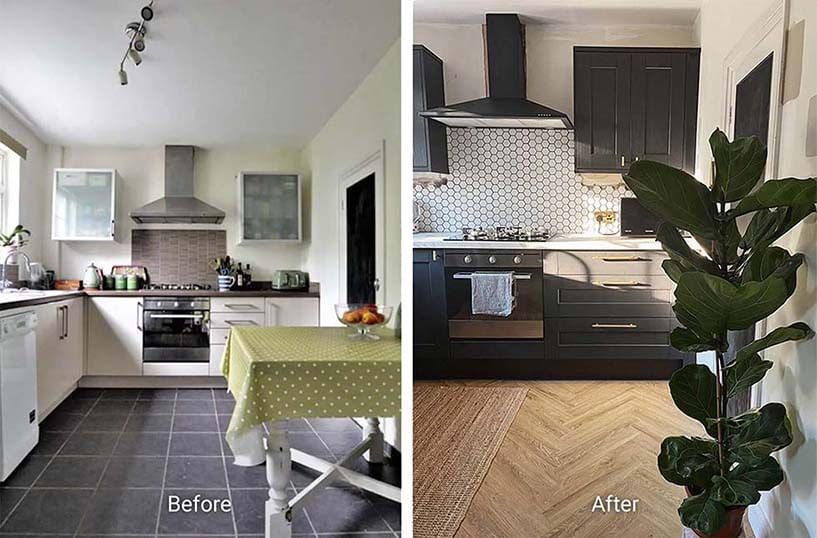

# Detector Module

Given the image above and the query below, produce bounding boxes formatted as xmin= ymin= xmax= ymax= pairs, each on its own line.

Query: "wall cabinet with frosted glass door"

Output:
xmin=237 ymin=172 xmax=302 ymax=244
xmin=52 ymin=168 xmax=118 ymax=241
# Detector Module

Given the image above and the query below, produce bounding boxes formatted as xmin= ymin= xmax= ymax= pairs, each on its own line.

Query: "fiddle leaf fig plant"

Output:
xmin=623 ymin=128 xmax=816 ymax=536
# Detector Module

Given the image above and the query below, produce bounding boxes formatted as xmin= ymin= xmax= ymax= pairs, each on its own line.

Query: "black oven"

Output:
xmin=142 ymin=297 xmax=210 ymax=362
xmin=445 ymin=251 xmax=543 ymax=339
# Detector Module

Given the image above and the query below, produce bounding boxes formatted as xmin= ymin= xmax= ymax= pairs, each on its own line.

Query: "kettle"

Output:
xmin=83 ymin=263 xmax=103 ymax=290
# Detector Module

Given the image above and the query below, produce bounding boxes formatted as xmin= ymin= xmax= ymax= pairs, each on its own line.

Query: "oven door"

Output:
xmin=445 ymin=268 xmax=544 ymax=339
xmin=142 ymin=310 xmax=210 ymax=362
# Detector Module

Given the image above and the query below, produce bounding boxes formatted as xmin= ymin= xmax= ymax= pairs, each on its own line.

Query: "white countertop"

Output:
xmin=413 ymin=232 xmax=672 ymax=251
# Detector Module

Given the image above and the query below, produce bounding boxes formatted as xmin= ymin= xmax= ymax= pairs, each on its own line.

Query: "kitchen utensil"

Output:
xmin=82 ymin=263 xmax=103 ymax=289
xmin=54 ymin=279 xmax=81 ymax=291
xmin=104 ymin=275 xmax=115 ymax=290
xmin=334 ymin=304 xmax=393 ymax=340
xmin=271 ymin=270 xmax=309 ymax=290
xmin=114 ymin=274 xmax=127 ymax=290
xmin=217 ymin=275 xmax=235 ymax=292
xmin=27 ymin=263 xmax=46 ymax=289
xmin=111 ymin=265 xmax=150 ymax=283
xmin=126 ymin=274 xmax=140 ymax=290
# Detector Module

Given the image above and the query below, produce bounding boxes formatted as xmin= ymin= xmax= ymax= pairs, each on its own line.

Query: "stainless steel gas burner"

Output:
xmin=145 ymin=283 xmax=213 ymax=291
xmin=446 ymin=226 xmax=550 ymax=242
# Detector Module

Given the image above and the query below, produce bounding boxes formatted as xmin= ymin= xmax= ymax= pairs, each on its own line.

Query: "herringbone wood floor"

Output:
xmin=418 ymin=380 xmax=754 ymax=538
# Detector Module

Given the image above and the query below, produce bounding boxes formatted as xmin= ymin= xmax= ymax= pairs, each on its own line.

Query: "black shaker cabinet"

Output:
xmin=413 ymin=249 xmax=449 ymax=375
xmin=574 ymin=47 xmax=700 ymax=174
xmin=413 ymin=45 xmax=449 ymax=174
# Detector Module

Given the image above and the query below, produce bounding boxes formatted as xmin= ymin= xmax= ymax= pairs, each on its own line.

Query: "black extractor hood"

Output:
xmin=421 ymin=14 xmax=573 ymax=129
xmin=130 ymin=146 xmax=225 ymax=224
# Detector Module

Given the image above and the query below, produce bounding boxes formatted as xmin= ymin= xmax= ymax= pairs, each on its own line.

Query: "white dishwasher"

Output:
xmin=0 ymin=310 xmax=39 ymax=481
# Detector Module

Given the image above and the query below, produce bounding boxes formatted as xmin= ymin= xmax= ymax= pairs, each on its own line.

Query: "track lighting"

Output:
xmin=117 ymin=1 xmax=154 ymax=85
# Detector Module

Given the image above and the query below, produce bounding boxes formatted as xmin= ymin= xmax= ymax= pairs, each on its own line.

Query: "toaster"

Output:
xmin=271 ymin=270 xmax=309 ymax=290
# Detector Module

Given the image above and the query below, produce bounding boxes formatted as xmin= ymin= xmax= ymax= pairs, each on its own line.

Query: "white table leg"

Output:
xmin=363 ymin=417 xmax=384 ymax=463
xmin=265 ymin=420 xmax=292 ymax=538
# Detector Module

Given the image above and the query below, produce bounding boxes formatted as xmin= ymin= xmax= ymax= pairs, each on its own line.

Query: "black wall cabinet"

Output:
xmin=574 ymin=47 xmax=700 ymax=174
xmin=413 ymin=45 xmax=449 ymax=174
xmin=413 ymin=249 xmax=449 ymax=375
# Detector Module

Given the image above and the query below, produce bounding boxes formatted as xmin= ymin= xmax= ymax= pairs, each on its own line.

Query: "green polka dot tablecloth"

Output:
xmin=221 ymin=327 xmax=401 ymax=455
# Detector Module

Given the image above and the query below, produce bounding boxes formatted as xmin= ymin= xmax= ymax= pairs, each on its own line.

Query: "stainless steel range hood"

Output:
xmin=130 ymin=146 xmax=225 ymax=224
xmin=421 ymin=14 xmax=573 ymax=130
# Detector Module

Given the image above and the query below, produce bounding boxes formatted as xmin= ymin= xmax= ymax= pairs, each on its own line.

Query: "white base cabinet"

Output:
xmin=265 ymin=298 xmax=320 ymax=327
xmin=86 ymin=297 xmax=143 ymax=376
xmin=35 ymin=297 xmax=84 ymax=418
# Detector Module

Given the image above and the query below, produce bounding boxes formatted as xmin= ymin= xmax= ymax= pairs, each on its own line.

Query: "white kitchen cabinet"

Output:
xmin=238 ymin=172 xmax=302 ymax=243
xmin=52 ymin=168 xmax=118 ymax=241
xmin=265 ymin=298 xmax=320 ymax=327
xmin=209 ymin=345 xmax=225 ymax=377
xmin=34 ymin=297 xmax=84 ymax=417
xmin=86 ymin=297 xmax=143 ymax=376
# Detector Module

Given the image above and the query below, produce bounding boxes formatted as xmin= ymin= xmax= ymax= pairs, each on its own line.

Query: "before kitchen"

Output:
xmin=0 ymin=1 xmax=402 ymax=537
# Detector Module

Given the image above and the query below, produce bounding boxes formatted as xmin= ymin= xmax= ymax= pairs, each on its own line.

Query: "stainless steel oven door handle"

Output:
xmin=452 ymin=272 xmax=532 ymax=280
xmin=148 ymin=314 xmax=205 ymax=319
xmin=224 ymin=320 xmax=259 ymax=326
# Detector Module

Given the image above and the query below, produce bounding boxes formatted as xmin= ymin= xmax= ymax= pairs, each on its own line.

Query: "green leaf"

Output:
xmin=710 ymin=129 xmax=768 ymax=202
xmin=740 ymin=209 xmax=784 ymax=250
xmin=679 ymin=490 xmax=726 ymax=535
xmin=623 ymin=160 xmax=718 ymax=238
xmin=726 ymin=178 xmax=817 ymax=219
xmin=669 ymin=364 xmax=718 ymax=426
xmin=671 ymin=327 xmax=717 ymax=353
xmin=675 ymin=272 xmax=791 ymax=333
xmin=728 ymin=457 xmax=784 ymax=494
xmin=734 ymin=322 xmax=815 ymax=363
xmin=658 ymin=436 xmax=720 ymax=487
xmin=725 ymin=403 xmax=793 ymax=466
xmin=710 ymin=474 xmax=761 ymax=506
xmin=657 ymin=223 xmax=720 ymax=275
xmin=742 ymin=248 xmax=804 ymax=296
xmin=724 ymin=353 xmax=773 ymax=399
xmin=662 ymin=259 xmax=689 ymax=283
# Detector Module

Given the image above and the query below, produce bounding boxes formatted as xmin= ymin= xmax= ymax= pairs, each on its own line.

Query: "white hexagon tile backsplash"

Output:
xmin=413 ymin=128 xmax=631 ymax=234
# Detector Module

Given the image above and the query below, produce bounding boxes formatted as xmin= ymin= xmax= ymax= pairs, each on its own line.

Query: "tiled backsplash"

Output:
xmin=413 ymin=129 xmax=630 ymax=234
xmin=132 ymin=230 xmax=226 ymax=286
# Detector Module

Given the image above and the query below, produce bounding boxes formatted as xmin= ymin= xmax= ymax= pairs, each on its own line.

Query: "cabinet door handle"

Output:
xmin=225 ymin=304 xmax=259 ymax=311
xmin=57 ymin=305 xmax=65 ymax=340
xmin=591 ymin=255 xmax=648 ymax=262
xmin=591 ymin=280 xmax=645 ymax=287
xmin=432 ymin=250 xmax=438 ymax=261
xmin=137 ymin=302 xmax=143 ymax=331
xmin=620 ymin=155 xmax=626 ymax=167
xmin=63 ymin=306 xmax=68 ymax=339
xmin=592 ymin=323 xmax=638 ymax=329
xmin=224 ymin=320 xmax=258 ymax=326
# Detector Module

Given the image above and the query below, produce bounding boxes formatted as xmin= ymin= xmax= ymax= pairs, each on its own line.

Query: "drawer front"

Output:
xmin=209 ymin=344 xmax=225 ymax=376
xmin=210 ymin=328 xmax=230 ymax=345
xmin=211 ymin=297 xmax=266 ymax=314
xmin=556 ymin=251 xmax=668 ymax=277
xmin=210 ymin=312 xmax=266 ymax=329
xmin=546 ymin=318 xmax=684 ymax=360
xmin=545 ymin=274 xmax=675 ymax=317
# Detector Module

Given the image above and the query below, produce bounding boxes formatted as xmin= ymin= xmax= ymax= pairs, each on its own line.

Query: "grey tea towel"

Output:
xmin=471 ymin=272 xmax=514 ymax=316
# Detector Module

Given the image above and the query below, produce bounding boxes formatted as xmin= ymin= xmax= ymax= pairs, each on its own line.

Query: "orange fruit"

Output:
xmin=343 ymin=311 xmax=362 ymax=324
xmin=361 ymin=312 xmax=379 ymax=325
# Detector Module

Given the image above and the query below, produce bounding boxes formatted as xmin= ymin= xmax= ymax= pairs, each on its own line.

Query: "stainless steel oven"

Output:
xmin=445 ymin=251 xmax=543 ymax=339
xmin=142 ymin=297 xmax=210 ymax=362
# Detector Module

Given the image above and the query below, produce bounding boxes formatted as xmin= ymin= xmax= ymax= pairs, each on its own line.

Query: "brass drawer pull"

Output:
xmin=592 ymin=280 xmax=644 ymax=287
xmin=591 ymin=323 xmax=638 ymax=329
xmin=591 ymin=255 xmax=648 ymax=262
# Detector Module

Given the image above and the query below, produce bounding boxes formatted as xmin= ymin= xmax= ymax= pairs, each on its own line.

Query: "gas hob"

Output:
xmin=444 ymin=226 xmax=551 ymax=242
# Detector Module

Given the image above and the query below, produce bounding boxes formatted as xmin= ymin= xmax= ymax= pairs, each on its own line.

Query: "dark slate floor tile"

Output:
xmin=290 ymin=462 xmax=324 ymax=488
xmin=31 ymin=431 xmax=70 ymax=456
xmin=0 ymin=488 xmax=93 ymax=534
xmin=77 ymin=413 xmax=129 ymax=432
xmin=78 ymin=488 xmax=161 ymax=534
xmin=68 ymin=388 xmax=104 ymax=400
xmin=170 ymin=433 xmax=223 ymax=456
xmin=224 ymin=459 xmax=268 ymax=489
xmin=40 ymin=411 xmax=84 ymax=432
xmin=320 ymin=431 xmax=364 ymax=457
xmin=217 ymin=415 xmax=232 ymax=433
xmin=287 ymin=418 xmax=313 ymax=432
xmin=53 ymin=397 xmax=96 ymax=414
xmin=125 ymin=413 xmax=174 ymax=432
xmin=213 ymin=388 xmax=233 ymax=400
xmin=0 ymin=456 xmax=50 ymax=487
xmin=59 ymin=432 xmax=119 ymax=456
xmin=0 ymin=487 xmax=25 ymax=521
xmin=308 ymin=418 xmax=362 ymax=433
xmin=365 ymin=491 xmax=401 ymax=530
xmin=165 ymin=457 xmax=227 ymax=489
xmin=176 ymin=388 xmax=213 ymax=400
xmin=290 ymin=432 xmax=332 ymax=458
xmin=173 ymin=414 xmax=219 ymax=432
xmin=132 ymin=399 xmax=175 ymax=414
xmin=215 ymin=399 xmax=235 ymax=414
xmin=158 ymin=489 xmax=234 ymax=535
xmin=138 ymin=388 xmax=177 ymax=400
xmin=303 ymin=487 xmax=390 ymax=534
xmin=34 ymin=456 xmax=108 ymax=488
xmin=175 ymin=399 xmax=215 ymax=414
xmin=100 ymin=457 xmax=166 ymax=488
xmin=89 ymin=399 xmax=135 ymax=415
xmin=100 ymin=388 xmax=141 ymax=400
xmin=321 ymin=534 xmax=395 ymax=538
xmin=232 ymin=488 xmax=308 ymax=534
xmin=114 ymin=432 xmax=169 ymax=456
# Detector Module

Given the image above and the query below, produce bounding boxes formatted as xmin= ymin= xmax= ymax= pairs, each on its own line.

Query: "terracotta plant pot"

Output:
xmin=684 ymin=487 xmax=747 ymax=538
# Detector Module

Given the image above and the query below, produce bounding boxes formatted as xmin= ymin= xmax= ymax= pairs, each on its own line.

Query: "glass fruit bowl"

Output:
xmin=334 ymin=304 xmax=393 ymax=340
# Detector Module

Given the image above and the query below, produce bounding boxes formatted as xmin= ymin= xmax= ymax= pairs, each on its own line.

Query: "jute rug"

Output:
xmin=413 ymin=384 xmax=528 ymax=538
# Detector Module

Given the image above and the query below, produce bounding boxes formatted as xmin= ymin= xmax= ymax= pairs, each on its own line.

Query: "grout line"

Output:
xmin=213 ymin=390 xmax=238 ymax=538
xmin=153 ymin=388 xmax=177 ymax=538
xmin=304 ymin=420 xmax=338 ymax=461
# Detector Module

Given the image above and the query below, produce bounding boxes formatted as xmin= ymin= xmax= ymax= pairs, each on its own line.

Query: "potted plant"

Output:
xmin=622 ymin=129 xmax=816 ymax=538
xmin=0 ymin=225 xmax=31 ymax=276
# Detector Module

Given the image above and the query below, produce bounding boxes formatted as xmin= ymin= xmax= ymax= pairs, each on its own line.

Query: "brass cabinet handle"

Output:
xmin=592 ymin=323 xmax=638 ymax=329
xmin=592 ymin=280 xmax=645 ymax=287
xmin=620 ymin=155 xmax=626 ymax=167
xmin=591 ymin=255 xmax=648 ymax=262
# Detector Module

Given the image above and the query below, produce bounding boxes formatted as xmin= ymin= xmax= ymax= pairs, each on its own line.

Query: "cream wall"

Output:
xmin=300 ymin=39 xmax=401 ymax=325
xmin=414 ymin=22 xmax=699 ymax=117
xmin=697 ymin=0 xmax=816 ymax=536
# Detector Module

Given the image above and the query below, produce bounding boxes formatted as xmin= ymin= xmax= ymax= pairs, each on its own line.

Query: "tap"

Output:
xmin=0 ymin=250 xmax=32 ymax=291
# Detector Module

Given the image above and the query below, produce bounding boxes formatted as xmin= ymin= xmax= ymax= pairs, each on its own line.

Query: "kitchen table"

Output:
xmin=221 ymin=326 xmax=401 ymax=538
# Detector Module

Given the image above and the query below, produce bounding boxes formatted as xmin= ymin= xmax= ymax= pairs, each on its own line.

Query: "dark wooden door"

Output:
xmin=346 ymin=174 xmax=376 ymax=304
xmin=630 ymin=52 xmax=690 ymax=170
xmin=413 ymin=249 xmax=449 ymax=371
xmin=574 ymin=50 xmax=631 ymax=172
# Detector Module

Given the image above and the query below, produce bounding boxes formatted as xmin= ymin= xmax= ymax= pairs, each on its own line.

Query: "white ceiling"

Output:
xmin=414 ymin=0 xmax=702 ymax=26
xmin=0 ymin=0 xmax=400 ymax=147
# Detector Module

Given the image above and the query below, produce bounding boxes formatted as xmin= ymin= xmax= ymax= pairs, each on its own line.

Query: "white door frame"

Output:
xmin=721 ymin=0 xmax=788 ymax=408
xmin=338 ymin=141 xmax=386 ymax=305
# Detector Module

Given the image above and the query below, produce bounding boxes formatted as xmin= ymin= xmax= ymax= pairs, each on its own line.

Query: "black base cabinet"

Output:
xmin=413 ymin=249 xmax=449 ymax=377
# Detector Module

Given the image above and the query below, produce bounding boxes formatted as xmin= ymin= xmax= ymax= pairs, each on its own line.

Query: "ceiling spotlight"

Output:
xmin=128 ymin=48 xmax=142 ymax=66
xmin=141 ymin=5 xmax=154 ymax=21
xmin=118 ymin=68 xmax=128 ymax=85
xmin=133 ymin=37 xmax=146 ymax=52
